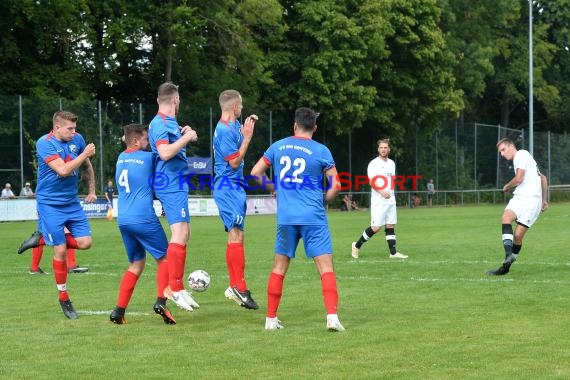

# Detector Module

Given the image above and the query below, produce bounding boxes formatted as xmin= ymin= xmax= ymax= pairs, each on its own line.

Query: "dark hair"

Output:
xmin=123 ymin=123 xmax=148 ymax=143
xmin=294 ymin=107 xmax=318 ymax=130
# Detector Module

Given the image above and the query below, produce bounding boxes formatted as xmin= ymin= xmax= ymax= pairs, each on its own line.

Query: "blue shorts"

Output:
xmin=119 ymin=220 xmax=168 ymax=262
xmin=213 ymin=189 xmax=246 ymax=231
xmin=275 ymin=224 xmax=333 ymax=258
xmin=156 ymin=191 xmax=190 ymax=225
xmin=37 ymin=202 xmax=91 ymax=246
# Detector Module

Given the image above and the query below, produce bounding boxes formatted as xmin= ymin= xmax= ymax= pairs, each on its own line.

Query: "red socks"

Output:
xmin=321 ymin=272 xmax=339 ymax=315
xmin=227 ymin=243 xmax=247 ymax=291
xmin=167 ymin=243 xmax=186 ymax=291
xmin=67 ymin=248 xmax=77 ymax=268
xmin=31 ymin=245 xmax=43 ymax=271
xmin=116 ymin=271 xmax=139 ymax=308
xmin=65 ymin=233 xmax=79 ymax=249
xmin=267 ymin=272 xmax=285 ymax=318
xmin=156 ymin=259 xmax=169 ymax=298
xmin=53 ymin=259 xmax=69 ymax=301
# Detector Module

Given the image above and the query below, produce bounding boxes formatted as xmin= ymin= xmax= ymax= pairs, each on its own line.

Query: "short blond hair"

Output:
xmin=157 ymin=82 xmax=179 ymax=104
xmin=377 ymin=138 xmax=390 ymax=147
xmin=53 ymin=110 xmax=78 ymax=125
xmin=219 ymin=89 xmax=241 ymax=110
xmin=496 ymin=138 xmax=515 ymax=148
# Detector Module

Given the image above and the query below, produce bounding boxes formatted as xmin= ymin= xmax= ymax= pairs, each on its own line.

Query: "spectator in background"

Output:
xmin=105 ymin=180 xmax=115 ymax=206
xmin=340 ymin=194 xmax=361 ymax=211
xmin=411 ymin=193 xmax=421 ymax=208
xmin=20 ymin=182 xmax=34 ymax=197
xmin=2 ymin=183 xmax=16 ymax=198
xmin=427 ymin=179 xmax=435 ymax=207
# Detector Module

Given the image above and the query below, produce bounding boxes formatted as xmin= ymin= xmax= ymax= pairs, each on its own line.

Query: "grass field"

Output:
xmin=1 ymin=203 xmax=569 ymax=379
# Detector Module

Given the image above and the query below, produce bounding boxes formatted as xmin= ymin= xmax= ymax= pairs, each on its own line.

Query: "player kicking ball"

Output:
xmin=487 ymin=138 xmax=548 ymax=276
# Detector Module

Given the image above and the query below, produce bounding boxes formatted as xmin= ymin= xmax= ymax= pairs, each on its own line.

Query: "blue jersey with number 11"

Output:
xmin=115 ymin=149 xmax=158 ymax=225
xmin=263 ymin=136 xmax=335 ymax=225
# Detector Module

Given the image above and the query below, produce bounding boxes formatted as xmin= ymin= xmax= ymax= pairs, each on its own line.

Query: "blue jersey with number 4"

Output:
xmin=115 ymin=149 xmax=158 ymax=225
xmin=263 ymin=136 xmax=335 ymax=225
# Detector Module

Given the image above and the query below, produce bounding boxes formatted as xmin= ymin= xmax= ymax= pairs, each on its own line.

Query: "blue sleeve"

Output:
xmin=320 ymin=146 xmax=335 ymax=170
xmin=216 ymin=125 xmax=239 ymax=161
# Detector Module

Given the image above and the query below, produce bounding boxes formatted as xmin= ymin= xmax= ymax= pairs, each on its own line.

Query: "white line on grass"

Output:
xmin=78 ymin=310 xmax=151 ymax=316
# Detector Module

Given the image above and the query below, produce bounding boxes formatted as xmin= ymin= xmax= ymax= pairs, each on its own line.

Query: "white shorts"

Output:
xmin=505 ymin=196 xmax=542 ymax=228
xmin=370 ymin=202 xmax=397 ymax=227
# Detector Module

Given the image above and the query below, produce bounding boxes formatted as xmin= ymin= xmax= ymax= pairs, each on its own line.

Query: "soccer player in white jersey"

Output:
xmin=351 ymin=138 xmax=408 ymax=259
xmin=487 ymin=138 xmax=548 ymax=275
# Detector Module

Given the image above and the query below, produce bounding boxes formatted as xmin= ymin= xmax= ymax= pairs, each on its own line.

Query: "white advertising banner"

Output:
xmin=1 ymin=196 xmax=276 ymax=222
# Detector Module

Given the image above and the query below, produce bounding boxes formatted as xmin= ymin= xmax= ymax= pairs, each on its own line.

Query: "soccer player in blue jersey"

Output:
xmin=251 ymin=107 xmax=345 ymax=331
xmin=213 ymin=89 xmax=259 ymax=310
xmin=148 ymin=82 xmax=199 ymax=312
xmin=109 ymin=124 xmax=177 ymax=325
xmin=35 ymin=110 xmax=96 ymax=319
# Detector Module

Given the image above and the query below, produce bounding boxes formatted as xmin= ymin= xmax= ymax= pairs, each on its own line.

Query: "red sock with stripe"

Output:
xmin=53 ymin=258 xmax=69 ymax=301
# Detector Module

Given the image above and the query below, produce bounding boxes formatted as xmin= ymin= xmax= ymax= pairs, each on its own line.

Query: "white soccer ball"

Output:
xmin=187 ymin=269 xmax=210 ymax=292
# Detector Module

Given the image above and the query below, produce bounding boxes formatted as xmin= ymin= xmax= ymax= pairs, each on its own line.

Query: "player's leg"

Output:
xmin=39 ymin=204 xmax=77 ymax=319
xmin=265 ymin=225 xmax=297 ymax=330
xmin=111 ymin=259 xmax=145 ymax=325
xmin=487 ymin=203 xmax=519 ymax=276
xmin=30 ymin=244 xmax=45 ymax=274
xmin=160 ymin=192 xmax=190 ymax=297
xmin=512 ymin=224 xmax=529 ymax=258
xmin=159 ymin=196 xmax=197 ymax=311
xmin=305 ymin=225 xmax=345 ymax=332
xmin=138 ymin=221 xmax=177 ymax=324
xmin=62 ymin=227 xmax=88 ymax=273
xmin=351 ymin=203 xmax=382 ymax=258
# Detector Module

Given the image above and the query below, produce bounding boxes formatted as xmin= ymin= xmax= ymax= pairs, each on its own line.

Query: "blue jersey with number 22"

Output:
xmin=263 ymin=136 xmax=335 ymax=225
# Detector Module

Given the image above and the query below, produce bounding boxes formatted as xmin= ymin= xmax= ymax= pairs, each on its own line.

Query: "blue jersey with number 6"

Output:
xmin=115 ymin=149 xmax=158 ymax=225
xmin=262 ymin=136 xmax=335 ymax=225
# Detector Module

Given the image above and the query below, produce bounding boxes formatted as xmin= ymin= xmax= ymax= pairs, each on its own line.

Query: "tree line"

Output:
xmin=1 ymin=0 xmax=568 ymax=193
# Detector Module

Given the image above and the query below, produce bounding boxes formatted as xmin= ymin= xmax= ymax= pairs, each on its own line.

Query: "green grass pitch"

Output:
xmin=1 ymin=203 xmax=569 ymax=379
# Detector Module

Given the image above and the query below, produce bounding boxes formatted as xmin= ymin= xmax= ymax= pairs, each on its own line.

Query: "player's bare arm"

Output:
xmin=47 ymin=142 xmax=96 ymax=177
xmin=503 ymin=168 xmax=525 ymax=193
xmin=82 ymin=158 xmax=97 ymax=203
xmin=228 ymin=115 xmax=257 ymax=169
xmin=251 ymin=157 xmax=274 ymax=192
xmin=156 ymin=126 xmax=198 ymax=161
xmin=325 ymin=166 xmax=340 ymax=203
xmin=540 ymin=173 xmax=549 ymax=211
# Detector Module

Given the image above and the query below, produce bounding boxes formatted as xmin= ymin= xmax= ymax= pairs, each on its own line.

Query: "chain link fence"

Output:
xmin=1 ymin=95 xmax=569 ymax=205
